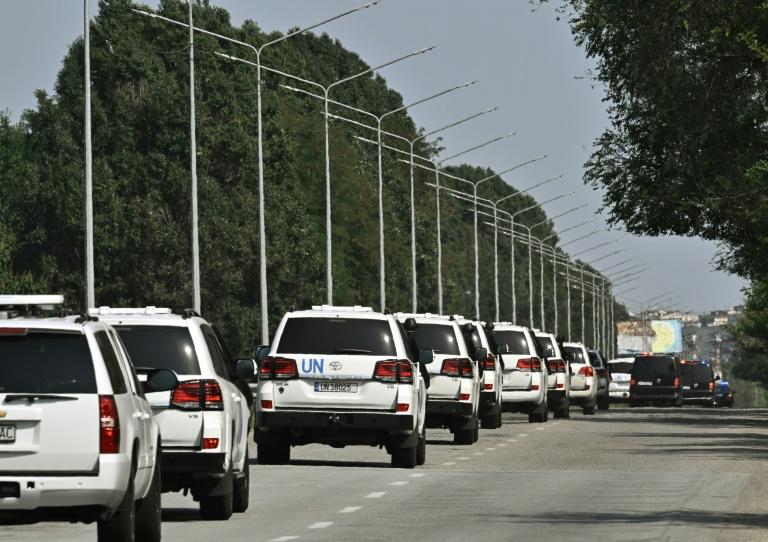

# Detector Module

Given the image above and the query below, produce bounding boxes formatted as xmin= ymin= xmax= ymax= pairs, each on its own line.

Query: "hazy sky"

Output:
xmin=0 ymin=0 xmax=748 ymax=313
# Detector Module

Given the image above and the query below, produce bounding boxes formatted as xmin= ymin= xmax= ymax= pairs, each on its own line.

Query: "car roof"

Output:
xmin=396 ymin=313 xmax=456 ymax=324
xmin=93 ymin=308 xmax=197 ymax=328
xmin=288 ymin=306 xmax=389 ymax=320
xmin=0 ymin=315 xmax=107 ymax=333
xmin=563 ymin=341 xmax=585 ymax=348
xmin=493 ymin=323 xmax=529 ymax=332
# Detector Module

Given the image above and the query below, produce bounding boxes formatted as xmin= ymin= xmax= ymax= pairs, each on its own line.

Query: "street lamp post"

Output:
xmin=84 ymin=0 xmax=94 ymax=309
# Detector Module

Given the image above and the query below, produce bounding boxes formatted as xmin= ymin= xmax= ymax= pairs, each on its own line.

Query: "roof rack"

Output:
xmin=0 ymin=295 xmax=64 ymax=307
xmin=88 ymin=306 xmax=173 ymax=316
xmin=310 ymin=305 xmax=374 ymax=312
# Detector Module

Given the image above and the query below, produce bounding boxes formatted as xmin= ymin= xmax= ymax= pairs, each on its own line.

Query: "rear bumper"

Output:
xmin=256 ymin=410 xmax=414 ymax=431
xmin=161 ymin=451 xmax=227 ymax=475
xmin=609 ymin=390 xmax=630 ymax=400
xmin=426 ymin=400 xmax=474 ymax=417
xmin=569 ymin=388 xmax=594 ymax=400
xmin=682 ymin=394 xmax=714 ymax=404
xmin=0 ymin=455 xmax=130 ymax=518
xmin=630 ymin=390 xmax=680 ymax=403
xmin=547 ymin=389 xmax=567 ymax=405
xmin=501 ymin=389 xmax=543 ymax=404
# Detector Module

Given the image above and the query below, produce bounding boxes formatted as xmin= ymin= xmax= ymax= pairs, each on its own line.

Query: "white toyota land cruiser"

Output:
xmin=95 ymin=306 xmax=254 ymax=520
xmin=562 ymin=341 xmax=597 ymax=415
xmin=456 ymin=318 xmax=503 ymax=429
xmin=492 ymin=323 xmax=549 ymax=423
xmin=398 ymin=314 xmax=484 ymax=444
xmin=0 ymin=295 xmax=177 ymax=542
xmin=534 ymin=331 xmax=571 ymax=419
xmin=254 ymin=306 xmax=432 ymax=468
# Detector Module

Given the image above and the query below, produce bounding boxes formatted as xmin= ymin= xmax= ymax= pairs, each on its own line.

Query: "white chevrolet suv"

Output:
xmin=399 ymin=314 xmax=484 ymax=444
xmin=255 ymin=306 xmax=432 ymax=468
xmin=535 ymin=331 xmax=571 ymax=419
xmin=0 ymin=295 xmax=177 ymax=541
xmin=562 ymin=342 xmax=597 ymax=415
xmin=95 ymin=307 xmax=254 ymax=520
xmin=456 ymin=318 xmax=503 ymax=429
xmin=492 ymin=323 xmax=549 ymax=423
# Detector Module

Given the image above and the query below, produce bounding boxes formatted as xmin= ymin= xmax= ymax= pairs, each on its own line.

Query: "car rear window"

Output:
xmin=277 ymin=317 xmax=397 ymax=356
xmin=414 ymin=323 xmax=460 ymax=355
xmin=492 ymin=330 xmax=530 ymax=355
xmin=609 ymin=361 xmax=634 ymax=374
xmin=631 ymin=356 xmax=676 ymax=379
xmin=588 ymin=351 xmax=604 ymax=368
xmin=681 ymin=363 xmax=713 ymax=385
xmin=0 ymin=332 xmax=97 ymax=393
xmin=563 ymin=346 xmax=587 ymax=364
xmin=114 ymin=325 xmax=200 ymax=374
xmin=537 ymin=336 xmax=556 ymax=357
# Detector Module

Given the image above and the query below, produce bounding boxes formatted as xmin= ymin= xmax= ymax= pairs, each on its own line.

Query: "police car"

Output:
xmin=398 ymin=314 xmax=484 ymax=444
xmin=255 ymin=306 xmax=432 ymax=468
xmin=94 ymin=306 xmax=254 ymax=520
xmin=0 ymin=296 xmax=177 ymax=541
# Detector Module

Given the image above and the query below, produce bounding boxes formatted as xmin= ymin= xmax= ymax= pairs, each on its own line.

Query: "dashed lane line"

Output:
xmin=442 ymin=461 xmax=456 ymax=466
xmin=410 ymin=473 xmax=426 ymax=478
xmin=390 ymin=481 xmax=409 ymax=486
xmin=339 ymin=506 xmax=362 ymax=514
xmin=536 ymin=427 xmax=545 ymax=430
xmin=269 ymin=537 xmax=299 ymax=542
xmin=497 ymin=443 xmax=507 ymax=447
xmin=457 ymin=456 xmax=469 ymax=460
xmin=308 ymin=522 xmax=334 ymax=530
xmin=485 ymin=447 xmax=496 ymax=451
xmin=473 ymin=452 xmax=485 ymax=456
xmin=507 ymin=439 xmax=518 ymax=442
xmin=365 ymin=491 xmax=386 ymax=499
xmin=517 ymin=433 xmax=528 ymax=437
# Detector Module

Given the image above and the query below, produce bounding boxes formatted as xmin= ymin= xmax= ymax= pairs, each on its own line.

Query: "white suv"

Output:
xmin=535 ymin=331 xmax=571 ymax=419
xmin=562 ymin=342 xmax=597 ymax=415
xmin=608 ymin=357 xmax=635 ymax=402
xmin=255 ymin=306 xmax=431 ymax=468
xmin=492 ymin=323 xmax=549 ymax=423
xmin=456 ymin=318 xmax=503 ymax=429
xmin=95 ymin=307 xmax=254 ymax=520
xmin=0 ymin=296 xmax=177 ymax=541
xmin=398 ymin=314 xmax=483 ymax=444
xmin=588 ymin=349 xmax=611 ymax=410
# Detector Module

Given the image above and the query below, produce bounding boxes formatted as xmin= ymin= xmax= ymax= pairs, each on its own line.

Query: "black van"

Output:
xmin=680 ymin=360 xmax=715 ymax=406
xmin=629 ymin=354 xmax=682 ymax=407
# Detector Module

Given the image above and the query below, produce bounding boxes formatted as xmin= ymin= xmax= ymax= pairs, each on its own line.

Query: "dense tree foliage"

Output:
xmin=0 ymin=0 xmax=612 ymax=354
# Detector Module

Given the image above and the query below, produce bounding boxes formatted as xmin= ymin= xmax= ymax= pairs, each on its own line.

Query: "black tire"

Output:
xmin=597 ymin=397 xmax=610 ymax=411
xmin=583 ymin=401 xmax=597 ymax=415
xmin=453 ymin=427 xmax=474 ymax=445
xmin=528 ymin=412 xmax=540 ymax=423
xmin=554 ymin=406 xmax=570 ymax=419
xmin=416 ymin=428 xmax=426 ymax=466
xmin=199 ymin=479 xmax=234 ymax=521
xmin=391 ymin=445 xmax=417 ymax=469
xmin=233 ymin=450 xmax=250 ymax=513
xmin=496 ymin=408 xmax=504 ymax=428
xmin=135 ymin=456 xmax=161 ymax=542
xmin=542 ymin=408 xmax=549 ymax=422
xmin=257 ymin=441 xmax=290 ymax=465
xmin=98 ymin=465 xmax=135 ymax=542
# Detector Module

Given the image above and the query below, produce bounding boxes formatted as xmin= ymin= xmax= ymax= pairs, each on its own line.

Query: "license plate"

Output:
xmin=638 ymin=381 xmax=653 ymax=386
xmin=314 ymin=382 xmax=358 ymax=393
xmin=0 ymin=425 xmax=16 ymax=444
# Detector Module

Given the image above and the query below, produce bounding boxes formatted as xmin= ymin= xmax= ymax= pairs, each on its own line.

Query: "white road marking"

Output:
xmin=473 ymin=452 xmax=485 ymax=456
xmin=508 ymin=439 xmax=518 ymax=442
xmin=442 ymin=461 xmax=456 ymax=466
xmin=457 ymin=456 xmax=469 ymax=460
xmin=390 ymin=481 xmax=408 ymax=486
xmin=517 ymin=433 xmax=528 ymax=437
xmin=485 ymin=447 xmax=496 ymax=451
xmin=497 ymin=443 xmax=507 ymax=447
xmin=410 ymin=473 xmax=426 ymax=478
xmin=269 ymin=537 xmax=299 ymax=542
xmin=536 ymin=427 xmax=545 ymax=431
xmin=552 ymin=422 xmax=561 ymax=425
xmin=365 ymin=491 xmax=386 ymax=499
xmin=308 ymin=522 xmax=333 ymax=530
xmin=339 ymin=506 xmax=362 ymax=514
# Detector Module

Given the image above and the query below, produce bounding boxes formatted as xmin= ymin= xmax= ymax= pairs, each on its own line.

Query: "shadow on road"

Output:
xmin=484 ymin=509 xmax=768 ymax=530
xmin=162 ymin=508 xmax=202 ymax=523
xmin=287 ymin=459 xmax=391 ymax=468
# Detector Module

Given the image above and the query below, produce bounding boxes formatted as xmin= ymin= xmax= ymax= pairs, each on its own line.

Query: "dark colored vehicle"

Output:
xmin=714 ymin=381 xmax=735 ymax=408
xmin=680 ymin=360 xmax=715 ymax=406
xmin=629 ymin=355 xmax=682 ymax=407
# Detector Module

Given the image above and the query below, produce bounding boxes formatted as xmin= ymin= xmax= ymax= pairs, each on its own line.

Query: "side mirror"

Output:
xmin=473 ymin=347 xmax=488 ymax=363
xmin=143 ymin=368 xmax=178 ymax=393
xmin=418 ymin=349 xmax=434 ymax=364
xmin=462 ymin=323 xmax=475 ymax=334
xmin=255 ymin=345 xmax=271 ymax=364
xmin=235 ymin=358 xmax=257 ymax=381
xmin=403 ymin=318 xmax=418 ymax=332
xmin=496 ymin=343 xmax=510 ymax=355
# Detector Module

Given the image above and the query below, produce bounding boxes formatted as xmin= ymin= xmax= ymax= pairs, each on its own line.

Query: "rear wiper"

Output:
xmin=333 ymin=348 xmax=372 ymax=354
xmin=4 ymin=394 xmax=78 ymax=403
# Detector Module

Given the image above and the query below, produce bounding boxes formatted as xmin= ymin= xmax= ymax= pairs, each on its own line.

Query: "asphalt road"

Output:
xmin=4 ymin=407 xmax=768 ymax=541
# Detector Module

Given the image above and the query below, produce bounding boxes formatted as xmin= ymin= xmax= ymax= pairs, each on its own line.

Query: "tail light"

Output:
xmin=483 ymin=353 xmax=496 ymax=371
xmin=673 ymin=377 xmax=680 ymax=388
xmin=260 ymin=357 xmax=298 ymax=380
xmin=708 ymin=381 xmax=715 ymax=391
xmin=374 ymin=360 xmax=414 ymax=383
xmin=555 ymin=383 xmax=564 ymax=389
xmin=484 ymin=383 xmax=493 ymax=390
xmin=596 ymin=368 xmax=607 ymax=378
xmin=459 ymin=393 xmax=470 ymax=401
xmin=171 ymin=380 xmax=224 ymax=411
xmin=630 ymin=378 xmax=637 ymax=386
xmin=549 ymin=359 xmax=566 ymax=373
xmin=516 ymin=358 xmax=542 ymax=372
xmin=441 ymin=358 xmax=474 ymax=378
xmin=99 ymin=395 xmax=120 ymax=454
xmin=260 ymin=399 xmax=273 ymax=409
xmin=202 ymin=438 xmax=219 ymax=450
xmin=396 ymin=403 xmax=410 ymax=412
xmin=530 ymin=384 xmax=540 ymax=391
xmin=578 ymin=366 xmax=594 ymax=377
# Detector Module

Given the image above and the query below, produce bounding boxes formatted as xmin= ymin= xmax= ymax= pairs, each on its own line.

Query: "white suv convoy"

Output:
xmin=588 ymin=349 xmax=611 ymax=410
xmin=456 ymin=318 xmax=503 ymax=429
xmin=608 ymin=357 xmax=635 ymax=402
xmin=492 ymin=323 xmax=549 ymax=423
xmin=94 ymin=306 xmax=254 ymax=520
xmin=534 ymin=331 xmax=571 ymax=419
xmin=0 ymin=295 xmax=177 ymax=542
xmin=562 ymin=342 xmax=597 ymax=415
xmin=255 ymin=306 xmax=432 ymax=468
xmin=398 ymin=314 xmax=484 ymax=444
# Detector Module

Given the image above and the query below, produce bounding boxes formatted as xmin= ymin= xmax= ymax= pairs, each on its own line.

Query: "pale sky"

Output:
xmin=0 ymin=0 xmax=747 ymax=313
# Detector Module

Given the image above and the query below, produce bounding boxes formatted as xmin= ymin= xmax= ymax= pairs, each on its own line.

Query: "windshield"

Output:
xmin=0 ymin=332 xmax=96 ymax=393
xmin=609 ymin=361 xmax=634 ymax=374
xmin=115 ymin=325 xmax=200 ymax=374
xmin=681 ymin=363 xmax=713 ymax=385
xmin=631 ymin=356 xmax=676 ymax=380
xmin=537 ymin=336 xmax=556 ymax=357
xmin=492 ymin=330 xmax=530 ymax=355
xmin=414 ymin=323 xmax=460 ymax=355
xmin=277 ymin=317 xmax=397 ymax=356
xmin=563 ymin=346 xmax=587 ymax=364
